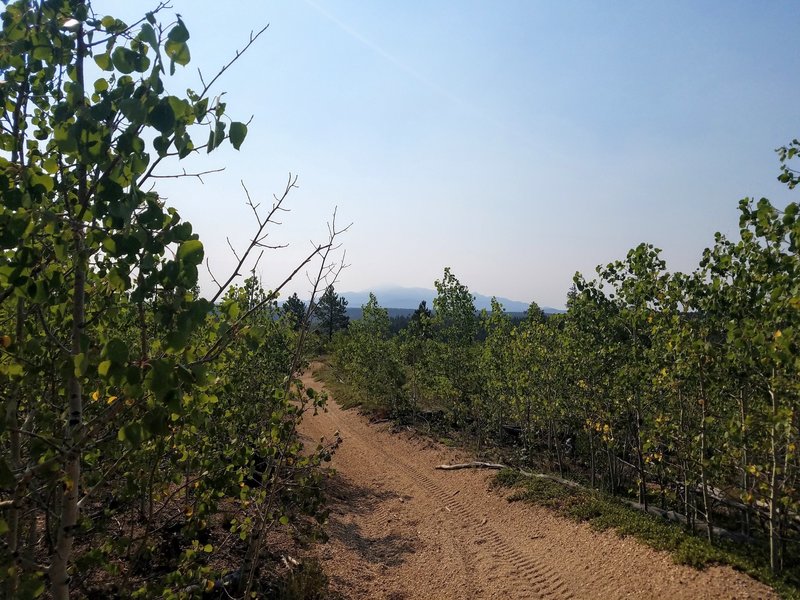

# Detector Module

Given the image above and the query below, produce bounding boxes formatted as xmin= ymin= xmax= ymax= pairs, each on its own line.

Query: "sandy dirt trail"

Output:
xmin=298 ymin=367 xmax=776 ymax=600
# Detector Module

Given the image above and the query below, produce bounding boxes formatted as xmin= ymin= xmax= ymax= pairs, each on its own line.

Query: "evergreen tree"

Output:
xmin=317 ymin=285 xmax=349 ymax=340
xmin=283 ymin=292 xmax=307 ymax=330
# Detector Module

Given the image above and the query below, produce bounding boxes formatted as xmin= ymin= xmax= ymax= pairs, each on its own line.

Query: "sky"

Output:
xmin=99 ymin=0 xmax=800 ymax=308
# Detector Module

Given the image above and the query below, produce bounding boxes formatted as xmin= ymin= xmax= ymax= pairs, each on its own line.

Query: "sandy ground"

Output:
xmin=298 ymin=366 xmax=776 ymax=600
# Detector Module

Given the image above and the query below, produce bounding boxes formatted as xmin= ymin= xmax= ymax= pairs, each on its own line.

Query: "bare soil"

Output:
xmin=299 ymin=366 xmax=777 ymax=600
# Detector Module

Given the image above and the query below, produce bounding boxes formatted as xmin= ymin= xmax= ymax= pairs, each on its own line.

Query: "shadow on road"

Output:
xmin=324 ymin=473 xmax=417 ymax=568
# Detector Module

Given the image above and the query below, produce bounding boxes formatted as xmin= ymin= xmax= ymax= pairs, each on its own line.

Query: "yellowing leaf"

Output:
xmin=91 ymin=390 xmax=100 ymax=402
xmin=1 ymin=335 xmax=11 ymax=348
xmin=106 ymin=395 xmax=118 ymax=405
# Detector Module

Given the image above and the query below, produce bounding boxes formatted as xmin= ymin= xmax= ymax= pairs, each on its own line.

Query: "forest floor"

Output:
xmin=298 ymin=363 xmax=777 ymax=600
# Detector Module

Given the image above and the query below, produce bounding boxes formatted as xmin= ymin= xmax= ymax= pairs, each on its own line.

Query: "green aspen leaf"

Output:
xmin=30 ymin=173 xmax=54 ymax=193
xmin=165 ymin=40 xmax=190 ymax=67
xmin=224 ymin=300 xmax=241 ymax=320
xmin=104 ymin=338 xmax=129 ymax=364
xmin=120 ymin=97 xmax=147 ymax=123
xmin=153 ymin=134 xmax=172 ymax=156
xmin=111 ymin=47 xmax=138 ymax=74
xmin=279 ymin=515 xmax=289 ymax=526
xmin=2 ymin=362 xmax=23 ymax=377
xmin=213 ymin=120 xmax=226 ymax=149
xmin=98 ymin=360 xmax=112 ymax=377
xmin=102 ymin=236 xmax=117 ymax=255
xmin=168 ymin=19 xmax=191 ymax=43
xmin=166 ymin=329 xmax=189 ymax=351
xmin=118 ymin=423 xmax=143 ymax=446
xmin=74 ymin=353 xmax=89 ymax=377
xmin=167 ymin=96 xmax=192 ymax=121
xmin=203 ymin=543 xmax=213 ymax=553
xmin=206 ymin=128 xmax=215 ymax=153
xmin=42 ymin=158 xmax=59 ymax=174
xmin=139 ymin=23 xmax=159 ymax=50
xmin=177 ymin=239 xmax=204 ymax=265
xmin=32 ymin=45 xmax=53 ymax=62
xmin=193 ymin=97 xmax=209 ymax=121
xmin=229 ymin=122 xmax=247 ymax=150
xmin=176 ymin=133 xmax=194 ymax=159
xmin=102 ymin=17 xmax=129 ymax=33
xmin=94 ymin=78 xmax=109 ymax=93
xmin=148 ymin=100 xmax=176 ymax=133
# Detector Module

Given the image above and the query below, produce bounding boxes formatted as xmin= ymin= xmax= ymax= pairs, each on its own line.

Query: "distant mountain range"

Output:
xmin=341 ymin=286 xmax=564 ymax=316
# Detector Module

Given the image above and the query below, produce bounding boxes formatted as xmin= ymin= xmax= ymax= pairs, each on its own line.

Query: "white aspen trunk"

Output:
xmin=49 ymin=25 xmax=87 ymax=600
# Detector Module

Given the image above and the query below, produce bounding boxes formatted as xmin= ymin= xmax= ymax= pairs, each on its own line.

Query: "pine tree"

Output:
xmin=282 ymin=292 xmax=307 ymax=330
xmin=317 ymin=285 xmax=349 ymax=340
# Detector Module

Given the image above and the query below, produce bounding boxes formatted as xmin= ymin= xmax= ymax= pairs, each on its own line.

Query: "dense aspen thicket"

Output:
xmin=332 ymin=177 xmax=800 ymax=577
xmin=0 ymin=2 xmax=342 ymax=598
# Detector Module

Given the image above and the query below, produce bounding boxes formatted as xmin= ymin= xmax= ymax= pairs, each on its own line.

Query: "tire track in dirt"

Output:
xmin=383 ymin=457 xmax=573 ymax=600
xmin=304 ymin=376 xmax=569 ymax=599
xmin=301 ymin=375 xmax=476 ymax=599
xmin=299 ymin=366 xmax=778 ymax=600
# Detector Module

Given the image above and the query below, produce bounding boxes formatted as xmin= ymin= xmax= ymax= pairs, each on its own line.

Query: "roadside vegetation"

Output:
xmin=328 ymin=144 xmax=800 ymax=595
xmin=0 ymin=2 xmax=345 ymax=598
xmin=493 ymin=469 xmax=799 ymax=599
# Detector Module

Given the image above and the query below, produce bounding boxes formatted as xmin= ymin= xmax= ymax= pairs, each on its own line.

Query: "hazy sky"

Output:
xmin=100 ymin=1 xmax=799 ymax=308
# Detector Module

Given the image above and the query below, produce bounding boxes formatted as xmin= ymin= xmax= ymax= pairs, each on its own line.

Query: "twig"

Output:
xmin=148 ymin=167 xmax=224 ymax=181
xmin=198 ymin=25 xmax=269 ymax=100
xmin=208 ymin=174 xmax=298 ymax=305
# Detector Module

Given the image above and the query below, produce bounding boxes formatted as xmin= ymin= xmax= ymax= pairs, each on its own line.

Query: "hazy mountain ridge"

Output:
xmin=341 ymin=286 xmax=565 ymax=315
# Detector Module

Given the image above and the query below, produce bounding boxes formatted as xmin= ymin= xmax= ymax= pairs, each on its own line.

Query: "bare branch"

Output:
xmin=226 ymin=237 xmax=241 ymax=262
xmin=195 ymin=241 xmax=328 ymax=365
xmin=205 ymin=258 xmax=223 ymax=290
xmin=147 ymin=167 xmax=225 ymax=182
xmin=208 ymin=173 xmax=298 ymax=305
xmin=199 ymin=25 xmax=270 ymax=101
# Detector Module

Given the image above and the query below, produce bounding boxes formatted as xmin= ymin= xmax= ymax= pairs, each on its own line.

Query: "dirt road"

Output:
xmin=298 ymin=367 xmax=775 ymax=600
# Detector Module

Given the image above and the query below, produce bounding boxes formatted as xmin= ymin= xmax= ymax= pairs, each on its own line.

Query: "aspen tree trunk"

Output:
xmin=5 ymin=300 xmax=25 ymax=597
xmin=5 ymin=41 xmax=29 ymax=594
xmin=587 ymin=418 xmax=596 ymax=489
xmin=50 ymin=26 xmax=87 ymax=600
xmin=699 ymin=373 xmax=712 ymax=544
xmin=768 ymin=382 xmax=780 ymax=573
xmin=738 ymin=389 xmax=751 ymax=535
xmin=635 ymin=407 xmax=647 ymax=509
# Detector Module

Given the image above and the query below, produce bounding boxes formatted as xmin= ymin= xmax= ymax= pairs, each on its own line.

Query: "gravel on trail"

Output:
xmin=299 ymin=366 xmax=776 ymax=600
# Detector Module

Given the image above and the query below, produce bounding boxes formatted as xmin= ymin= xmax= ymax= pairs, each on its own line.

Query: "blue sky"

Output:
xmin=102 ymin=1 xmax=799 ymax=308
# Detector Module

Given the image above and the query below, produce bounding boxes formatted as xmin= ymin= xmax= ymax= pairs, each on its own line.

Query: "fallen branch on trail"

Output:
xmin=435 ymin=462 xmax=506 ymax=470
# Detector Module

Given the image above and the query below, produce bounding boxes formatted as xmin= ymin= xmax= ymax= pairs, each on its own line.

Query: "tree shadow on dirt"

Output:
xmin=325 ymin=473 xmax=417 ymax=568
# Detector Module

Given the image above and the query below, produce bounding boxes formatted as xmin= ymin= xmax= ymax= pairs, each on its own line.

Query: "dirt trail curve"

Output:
xmin=298 ymin=366 xmax=776 ymax=600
